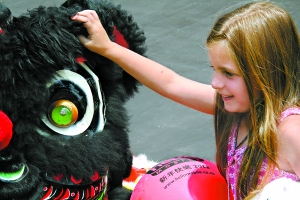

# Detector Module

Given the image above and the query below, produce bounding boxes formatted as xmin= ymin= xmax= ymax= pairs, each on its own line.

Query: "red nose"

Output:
xmin=0 ymin=111 xmax=13 ymax=150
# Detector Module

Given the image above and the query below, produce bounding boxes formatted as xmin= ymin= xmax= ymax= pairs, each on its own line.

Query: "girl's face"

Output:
xmin=208 ymin=41 xmax=250 ymax=113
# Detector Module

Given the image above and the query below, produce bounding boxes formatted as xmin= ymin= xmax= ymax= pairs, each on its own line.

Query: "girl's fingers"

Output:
xmin=77 ymin=35 xmax=90 ymax=44
xmin=71 ymin=14 xmax=87 ymax=23
xmin=73 ymin=10 xmax=99 ymax=23
xmin=88 ymin=10 xmax=99 ymax=21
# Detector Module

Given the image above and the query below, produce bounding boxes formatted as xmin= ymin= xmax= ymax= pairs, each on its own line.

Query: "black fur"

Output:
xmin=0 ymin=0 xmax=146 ymax=199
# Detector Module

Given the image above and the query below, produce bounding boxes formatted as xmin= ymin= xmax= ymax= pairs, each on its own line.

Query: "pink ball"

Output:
xmin=131 ymin=156 xmax=229 ymax=200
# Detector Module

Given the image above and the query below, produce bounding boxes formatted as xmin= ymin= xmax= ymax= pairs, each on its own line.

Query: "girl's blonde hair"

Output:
xmin=207 ymin=1 xmax=300 ymax=198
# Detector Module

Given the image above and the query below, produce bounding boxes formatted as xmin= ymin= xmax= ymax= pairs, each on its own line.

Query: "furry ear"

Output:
xmin=61 ymin=0 xmax=89 ymax=8
xmin=63 ymin=0 xmax=147 ymax=97
xmin=109 ymin=7 xmax=146 ymax=55
xmin=0 ymin=3 xmax=11 ymax=30
xmin=108 ymin=5 xmax=147 ymax=96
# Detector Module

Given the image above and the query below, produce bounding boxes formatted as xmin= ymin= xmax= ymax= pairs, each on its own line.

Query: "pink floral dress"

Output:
xmin=226 ymin=107 xmax=300 ymax=200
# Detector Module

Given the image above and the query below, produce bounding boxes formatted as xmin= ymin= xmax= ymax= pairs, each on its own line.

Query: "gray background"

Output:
xmin=3 ymin=0 xmax=300 ymax=162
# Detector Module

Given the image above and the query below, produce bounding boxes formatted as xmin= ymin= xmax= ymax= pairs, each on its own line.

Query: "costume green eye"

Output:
xmin=48 ymin=100 xmax=78 ymax=127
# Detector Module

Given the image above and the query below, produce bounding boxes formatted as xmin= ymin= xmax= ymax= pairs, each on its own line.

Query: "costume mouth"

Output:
xmin=42 ymin=170 xmax=108 ymax=200
xmin=45 ymin=171 xmax=105 ymax=186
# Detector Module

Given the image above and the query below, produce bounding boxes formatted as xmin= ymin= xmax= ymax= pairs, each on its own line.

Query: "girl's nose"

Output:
xmin=211 ymin=73 xmax=224 ymax=90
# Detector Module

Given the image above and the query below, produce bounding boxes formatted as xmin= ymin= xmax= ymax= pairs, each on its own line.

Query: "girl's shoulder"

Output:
xmin=278 ymin=107 xmax=300 ymax=143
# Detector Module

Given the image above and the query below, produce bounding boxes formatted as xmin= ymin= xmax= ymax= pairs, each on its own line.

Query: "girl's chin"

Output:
xmin=224 ymin=106 xmax=249 ymax=114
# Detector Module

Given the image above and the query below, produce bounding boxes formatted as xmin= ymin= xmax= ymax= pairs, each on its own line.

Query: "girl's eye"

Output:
xmin=224 ymin=70 xmax=233 ymax=77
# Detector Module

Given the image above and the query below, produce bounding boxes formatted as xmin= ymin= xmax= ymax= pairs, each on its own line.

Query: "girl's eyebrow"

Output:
xmin=211 ymin=65 xmax=241 ymax=76
xmin=210 ymin=65 xmax=232 ymax=71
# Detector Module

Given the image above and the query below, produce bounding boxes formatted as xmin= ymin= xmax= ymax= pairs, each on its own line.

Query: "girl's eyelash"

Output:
xmin=210 ymin=65 xmax=234 ymax=76
xmin=224 ymin=70 xmax=233 ymax=76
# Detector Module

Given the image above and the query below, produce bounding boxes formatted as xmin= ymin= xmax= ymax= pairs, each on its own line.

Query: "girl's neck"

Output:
xmin=236 ymin=114 xmax=250 ymax=149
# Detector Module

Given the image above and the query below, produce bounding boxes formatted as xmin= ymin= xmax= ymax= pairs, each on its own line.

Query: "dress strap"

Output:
xmin=235 ymin=134 xmax=248 ymax=149
xmin=279 ymin=107 xmax=300 ymax=124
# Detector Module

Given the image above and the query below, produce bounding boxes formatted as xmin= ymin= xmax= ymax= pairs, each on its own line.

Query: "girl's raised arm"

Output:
xmin=72 ymin=10 xmax=216 ymax=114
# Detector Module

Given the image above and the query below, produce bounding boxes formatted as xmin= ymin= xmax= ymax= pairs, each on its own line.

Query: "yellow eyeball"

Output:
xmin=48 ymin=100 xmax=78 ymax=128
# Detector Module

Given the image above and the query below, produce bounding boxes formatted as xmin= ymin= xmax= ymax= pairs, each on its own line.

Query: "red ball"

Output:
xmin=0 ymin=111 xmax=13 ymax=150
xmin=131 ymin=156 xmax=230 ymax=200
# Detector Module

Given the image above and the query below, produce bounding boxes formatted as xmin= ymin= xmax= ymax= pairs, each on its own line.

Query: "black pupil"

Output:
xmin=49 ymin=80 xmax=87 ymax=121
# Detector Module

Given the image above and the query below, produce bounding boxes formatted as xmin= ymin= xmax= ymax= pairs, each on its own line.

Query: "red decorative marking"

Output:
xmin=76 ymin=57 xmax=86 ymax=63
xmin=53 ymin=174 xmax=63 ymax=182
xmin=71 ymin=175 xmax=82 ymax=185
xmin=113 ymin=26 xmax=129 ymax=48
xmin=54 ymin=189 xmax=64 ymax=200
xmin=0 ymin=29 xmax=4 ymax=34
xmin=124 ymin=166 xmax=146 ymax=182
xmin=60 ymin=188 xmax=71 ymax=199
xmin=86 ymin=188 xmax=90 ymax=199
xmin=90 ymin=171 xmax=99 ymax=181
xmin=74 ymin=191 xmax=80 ymax=200
xmin=41 ymin=186 xmax=53 ymax=200
xmin=99 ymin=183 xmax=102 ymax=192
xmin=90 ymin=185 xmax=95 ymax=197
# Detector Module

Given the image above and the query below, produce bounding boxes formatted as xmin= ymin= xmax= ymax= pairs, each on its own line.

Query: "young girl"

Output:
xmin=72 ymin=1 xmax=300 ymax=199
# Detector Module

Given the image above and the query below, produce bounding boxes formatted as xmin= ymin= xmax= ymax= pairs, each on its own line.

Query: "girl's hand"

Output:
xmin=71 ymin=10 xmax=113 ymax=55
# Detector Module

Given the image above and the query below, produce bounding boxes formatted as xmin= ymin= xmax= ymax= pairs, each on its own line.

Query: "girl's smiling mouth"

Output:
xmin=221 ymin=95 xmax=233 ymax=101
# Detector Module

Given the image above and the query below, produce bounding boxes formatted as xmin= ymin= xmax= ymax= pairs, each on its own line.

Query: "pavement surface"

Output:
xmin=3 ymin=0 xmax=300 ymax=162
